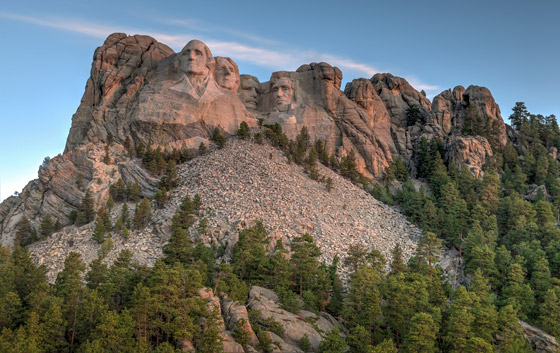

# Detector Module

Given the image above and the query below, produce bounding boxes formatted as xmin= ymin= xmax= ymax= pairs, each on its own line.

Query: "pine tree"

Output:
xmin=510 ymin=102 xmax=529 ymax=131
xmin=318 ymin=327 xmax=346 ymax=353
xmin=97 ymin=206 xmax=112 ymax=231
xmin=232 ymin=222 xmax=268 ymax=283
xmin=80 ymin=188 xmax=95 ymax=224
xmin=211 ymin=127 xmax=226 ymax=148
xmin=163 ymin=228 xmax=193 ymax=265
xmin=343 ymin=265 xmax=382 ymax=333
xmin=390 ymin=243 xmax=407 ymax=275
xmin=291 ymin=233 xmax=322 ymax=298
xmin=502 ymin=263 xmax=535 ymax=320
xmin=346 ymin=325 xmax=374 ymax=353
xmin=539 ymin=288 xmax=560 ymax=338
xmin=15 ymin=216 xmax=33 ymax=247
xmin=417 ymin=232 xmax=441 ymax=279
xmin=154 ymin=187 xmax=168 ymax=208
xmin=237 ymin=121 xmax=251 ymax=139
xmin=402 ymin=312 xmax=438 ymax=353
xmin=372 ymin=339 xmax=397 ymax=353
xmin=55 ymin=252 xmax=86 ymax=349
xmin=444 ymin=287 xmax=473 ymax=353
xmin=465 ymin=337 xmax=493 ymax=353
xmin=92 ymin=219 xmax=106 ymax=244
xmin=132 ymin=198 xmax=152 ymax=229
xmin=39 ymin=214 xmax=54 ymax=238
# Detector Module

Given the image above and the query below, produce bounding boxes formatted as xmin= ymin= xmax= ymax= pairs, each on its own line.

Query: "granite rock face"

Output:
xmin=519 ymin=320 xmax=560 ymax=353
xmin=65 ymin=33 xmax=175 ymax=151
xmin=1 ymin=32 xmax=509 ymax=249
xmin=431 ymin=85 xmax=507 ymax=148
xmin=371 ymin=73 xmax=432 ymax=129
xmin=247 ymin=286 xmax=340 ymax=352
xmin=242 ymin=62 xmax=397 ymax=177
xmin=446 ymin=135 xmax=494 ymax=179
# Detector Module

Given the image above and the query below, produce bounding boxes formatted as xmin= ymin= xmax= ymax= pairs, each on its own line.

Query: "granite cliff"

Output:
xmin=0 ymin=33 xmax=512 ymax=244
xmin=1 ymin=33 xmax=558 ymax=353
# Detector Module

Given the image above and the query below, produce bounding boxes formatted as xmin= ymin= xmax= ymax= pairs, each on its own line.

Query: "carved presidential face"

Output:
xmin=215 ymin=57 xmax=240 ymax=91
xmin=180 ymin=40 xmax=213 ymax=77
xmin=238 ymin=75 xmax=259 ymax=110
xmin=273 ymin=77 xmax=294 ymax=107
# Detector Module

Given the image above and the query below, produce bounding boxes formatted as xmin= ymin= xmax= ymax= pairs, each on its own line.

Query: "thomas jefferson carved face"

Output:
xmin=273 ymin=77 xmax=294 ymax=107
xmin=215 ymin=57 xmax=240 ymax=91
xmin=238 ymin=75 xmax=259 ymax=110
xmin=179 ymin=40 xmax=214 ymax=77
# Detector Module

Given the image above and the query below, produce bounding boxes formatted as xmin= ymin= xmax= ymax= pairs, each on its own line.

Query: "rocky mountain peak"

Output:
xmin=1 ymin=34 xmax=509 ymax=251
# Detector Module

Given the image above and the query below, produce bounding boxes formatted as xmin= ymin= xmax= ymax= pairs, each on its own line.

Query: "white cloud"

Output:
xmin=1 ymin=11 xmax=439 ymax=92
xmin=405 ymin=75 xmax=440 ymax=93
xmin=163 ymin=17 xmax=282 ymax=46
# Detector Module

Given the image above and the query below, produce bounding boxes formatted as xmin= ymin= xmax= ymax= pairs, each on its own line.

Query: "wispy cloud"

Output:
xmin=1 ymin=11 xmax=439 ymax=92
xmin=0 ymin=12 xmax=122 ymax=38
xmin=164 ymin=17 xmax=282 ymax=46
xmin=405 ymin=75 xmax=440 ymax=95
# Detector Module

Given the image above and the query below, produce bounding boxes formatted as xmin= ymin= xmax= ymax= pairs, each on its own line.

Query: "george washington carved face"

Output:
xmin=179 ymin=40 xmax=214 ymax=78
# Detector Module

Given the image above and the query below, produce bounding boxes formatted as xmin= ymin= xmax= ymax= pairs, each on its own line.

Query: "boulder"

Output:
xmin=247 ymin=286 xmax=340 ymax=351
xmin=221 ymin=295 xmax=259 ymax=346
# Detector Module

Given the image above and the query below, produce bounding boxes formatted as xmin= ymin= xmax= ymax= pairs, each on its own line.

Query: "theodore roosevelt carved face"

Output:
xmin=238 ymin=75 xmax=259 ymax=110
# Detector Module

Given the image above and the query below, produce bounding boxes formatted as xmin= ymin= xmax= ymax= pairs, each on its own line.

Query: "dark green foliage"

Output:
xmin=406 ymin=105 xmax=422 ymax=126
xmin=264 ymin=123 xmax=289 ymax=147
xmin=318 ymin=327 xmax=346 ymax=353
xmin=290 ymin=233 xmax=322 ymax=298
xmin=232 ymin=222 xmax=268 ymax=283
xmin=132 ymin=198 xmax=151 ymax=229
xmin=159 ymin=160 xmax=179 ymax=190
xmin=78 ymin=188 xmax=95 ymax=225
xmin=237 ymin=121 xmax=251 ymax=139
xmin=103 ymin=144 xmax=111 ymax=164
xmin=198 ymin=141 xmax=207 ymax=154
xmin=402 ymin=312 xmax=438 ymax=353
xmin=385 ymin=156 xmax=409 ymax=182
xmin=171 ymin=195 xmax=197 ymax=233
xmin=154 ymin=187 xmax=168 ymax=208
xmin=299 ymin=333 xmax=312 ymax=352
xmin=15 ymin=216 xmax=34 ymax=247
xmin=211 ymin=127 xmax=226 ymax=148
xmin=253 ymin=131 xmax=263 ymax=144
xmin=39 ymin=214 xmax=55 ymax=238
xmin=232 ymin=318 xmax=251 ymax=347
xmin=92 ymin=219 xmax=106 ymax=244
xmin=340 ymin=149 xmax=359 ymax=181
xmin=416 ymin=137 xmax=445 ymax=179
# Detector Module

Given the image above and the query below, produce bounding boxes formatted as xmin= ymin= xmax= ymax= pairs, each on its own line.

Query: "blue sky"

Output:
xmin=1 ymin=0 xmax=559 ymax=201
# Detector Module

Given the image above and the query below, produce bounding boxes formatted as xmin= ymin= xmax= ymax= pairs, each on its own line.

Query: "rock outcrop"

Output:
xmin=247 ymin=286 xmax=341 ymax=352
xmin=371 ymin=73 xmax=432 ymax=129
xmin=446 ymin=135 xmax=493 ymax=179
xmin=519 ymin=320 xmax=560 ymax=353
xmin=243 ymin=63 xmax=397 ymax=177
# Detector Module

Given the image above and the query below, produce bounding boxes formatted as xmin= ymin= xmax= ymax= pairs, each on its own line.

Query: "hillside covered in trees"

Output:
xmin=1 ymin=101 xmax=560 ymax=352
